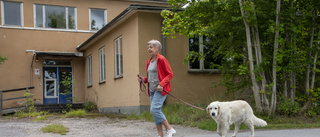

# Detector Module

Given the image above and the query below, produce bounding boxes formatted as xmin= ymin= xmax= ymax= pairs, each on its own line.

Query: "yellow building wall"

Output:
xmin=0 ymin=0 xmax=166 ymax=109
xmin=83 ymin=13 xmax=141 ymax=111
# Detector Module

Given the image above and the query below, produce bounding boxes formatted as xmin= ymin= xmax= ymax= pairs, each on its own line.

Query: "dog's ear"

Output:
xmin=206 ymin=104 xmax=210 ymax=113
xmin=217 ymin=104 xmax=221 ymax=116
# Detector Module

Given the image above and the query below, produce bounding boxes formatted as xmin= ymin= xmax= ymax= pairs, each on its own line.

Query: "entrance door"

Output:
xmin=43 ymin=67 xmax=72 ymax=104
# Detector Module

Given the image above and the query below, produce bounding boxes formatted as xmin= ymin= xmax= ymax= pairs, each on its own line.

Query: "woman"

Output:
xmin=137 ymin=40 xmax=176 ymax=137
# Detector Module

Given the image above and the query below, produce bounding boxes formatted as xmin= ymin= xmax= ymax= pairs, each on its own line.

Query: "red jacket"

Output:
xmin=144 ymin=54 xmax=173 ymax=96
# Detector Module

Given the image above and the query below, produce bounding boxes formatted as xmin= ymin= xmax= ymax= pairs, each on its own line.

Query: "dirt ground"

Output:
xmin=0 ymin=115 xmax=215 ymax=137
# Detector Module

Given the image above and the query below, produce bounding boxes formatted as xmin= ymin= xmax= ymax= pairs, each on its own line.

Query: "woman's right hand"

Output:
xmin=137 ymin=74 xmax=144 ymax=83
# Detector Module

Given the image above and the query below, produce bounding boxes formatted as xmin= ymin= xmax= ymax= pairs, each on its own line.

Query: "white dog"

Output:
xmin=206 ymin=100 xmax=267 ymax=137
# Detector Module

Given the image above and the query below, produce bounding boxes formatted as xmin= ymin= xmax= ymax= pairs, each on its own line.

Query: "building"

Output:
xmin=0 ymin=0 xmax=226 ymax=115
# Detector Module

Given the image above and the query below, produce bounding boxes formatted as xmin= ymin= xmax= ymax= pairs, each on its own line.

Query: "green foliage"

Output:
xmin=24 ymin=93 xmax=35 ymax=113
xmin=13 ymin=110 xmax=48 ymax=119
xmin=65 ymin=109 xmax=86 ymax=118
xmin=163 ymin=0 xmax=320 ymax=114
xmin=0 ymin=55 xmax=8 ymax=65
xmin=83 ymin=101 xmax=97 ymax=112
xmin=35 ymin=116 xmax=47 ymax=121
xmin=41 ymin=124 xmax=69 ymax=135
xmin=60 ymin=72 xmax=75 ymax=111
xmin=277 ymin=98 xmax=301 ymax=116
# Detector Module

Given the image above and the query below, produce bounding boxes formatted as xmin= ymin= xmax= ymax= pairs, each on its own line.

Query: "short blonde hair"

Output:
xmin=147 ymin=39 xmax=162 ymax=51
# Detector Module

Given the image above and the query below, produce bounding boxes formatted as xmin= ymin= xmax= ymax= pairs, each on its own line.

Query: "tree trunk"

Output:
xmin=271 ymin=0 xmax=281 ymax=114
xmin=284 ymin=72 xmax=287 ymax=98
xmin=301 ymin=11 xmax=316 ymax=113
xmin=250 ymin=3 xmax=269 ymax=113
xmin=289 ymin=0 xmax=296 ymax=104
xmin=239 ymin=0 xmax=262 ymax=112
xmin=305 ymin=10 xmax=316 ymax=95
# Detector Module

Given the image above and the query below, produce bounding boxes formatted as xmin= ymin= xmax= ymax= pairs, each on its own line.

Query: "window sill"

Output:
xmin=114 ymin=76 xmax=123 ymax=80
xmin=87 ymin=85 xmax=92 ymax=88
xmin=99 ymin=81 xmax=106 ymax=84
xmin=188 ymin=69 xmax=221 ymax=74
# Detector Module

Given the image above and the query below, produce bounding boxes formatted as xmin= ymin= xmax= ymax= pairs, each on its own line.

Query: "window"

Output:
xmin=188 ymin=35 xmax=223 ymax=72
xmin=114 ymin=36 xmax=123 ymax=78
xmin=88 ymin=55 xmax=92 ymax=86
xmin=1 ymin=1 xmax=23 ymax=26
xmin=34 ymin=4 xmax=76 ymax=29
xmin=99 ymin=47 xmax=106 ymax=82
xmin=89 ymin=8 xmax=107 ymax=30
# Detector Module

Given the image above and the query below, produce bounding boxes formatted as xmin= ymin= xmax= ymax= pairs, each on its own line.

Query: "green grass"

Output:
xmin=41 ymin=124 xmax=69 ymax=135
xmin=126 ymin=104 xmax=320 ymax=131
xmin=65 ymin=109 xmax=86 ymax=118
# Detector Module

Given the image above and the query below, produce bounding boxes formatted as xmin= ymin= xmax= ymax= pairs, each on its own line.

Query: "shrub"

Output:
xmin=277 ymin=98 xmax=301 ymax=116
xmin=83 ymin=101 xmax=97 ymax=112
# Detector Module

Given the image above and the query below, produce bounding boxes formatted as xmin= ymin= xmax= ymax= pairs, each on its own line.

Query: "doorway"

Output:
xmin=43 ymin=67 xmax=72 ymax=104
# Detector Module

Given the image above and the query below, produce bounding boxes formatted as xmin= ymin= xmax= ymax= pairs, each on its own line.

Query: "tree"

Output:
xmin=162 ymin=0 xmax=320 ymax=114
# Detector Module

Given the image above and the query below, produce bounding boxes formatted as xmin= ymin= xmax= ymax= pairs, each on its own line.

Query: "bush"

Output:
xmin=277 ymin=98 xmax=301 ymax=116
xmin=83 ymin=101 xmax=97 ymax=112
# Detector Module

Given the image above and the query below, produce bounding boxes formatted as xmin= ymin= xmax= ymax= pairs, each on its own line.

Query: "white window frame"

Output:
xmin=87 ymin=55 xmax=92 ymax=86
xmin=188 ymin=35 xmax=219 ymax=73
xmin=89 ymin=8 xmax=107 ymax=31
xmin=99 ymin=47 xmax=106 ymax=82
xmin=33 ymin=4 xmax=77 ymax=30
xmin=1 ymin=1 xmax=24 ymax=27
xmin=44 ymin=79 xmax=57 ymax=98
xmin=114 ymin=36 xmax=123 ymax=78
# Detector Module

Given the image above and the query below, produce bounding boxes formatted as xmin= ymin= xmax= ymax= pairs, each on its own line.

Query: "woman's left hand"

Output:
xmin=157 ymin=84 xmax=163 ymax=92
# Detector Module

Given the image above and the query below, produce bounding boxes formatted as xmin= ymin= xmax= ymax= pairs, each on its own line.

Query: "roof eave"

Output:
xmin=76 ymin=4 xmax=172 ymax=51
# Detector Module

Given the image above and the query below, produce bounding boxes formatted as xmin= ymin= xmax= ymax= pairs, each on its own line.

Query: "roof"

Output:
xmin=76 ymin=4 xmax=171 ymax=51
xmin=36 ymin=51 xmax=83 ymax=57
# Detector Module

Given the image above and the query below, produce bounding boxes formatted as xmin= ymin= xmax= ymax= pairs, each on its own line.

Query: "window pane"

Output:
xmin=46 ymin=80 xmax=55 ymax=96
xmin=68 ymin=7 xmax=76 ymax=29
xmin=203 ymin=36 xmax=223 ymax=69
xmin=90 ymin=9 xmax=105 ymax=30
xmin=3 ymin=2 xmax=21 ymax=26
xmin=35 ymin=5 xmax=43 ymax=27
xmin=46 ymin=5 xmax=66 ymax=29
xmin=88 ymin=56 xmax=92 ymax=85
xmin=44 ymin=68 xmax=57 ymax=79
xmin=99 ymin=48 xmax=105 ymax=81
xmin=43 ymin=59 xmax=71 ymax=66
xmin=189 ymin=37 xmax=200 ymax=69
xmin=115 ymin=37 xmax=123 ymax=76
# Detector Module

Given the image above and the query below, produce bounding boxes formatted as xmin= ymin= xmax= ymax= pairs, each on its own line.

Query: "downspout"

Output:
xmin=30 ymin=53 xmax=35 ymax=86
xmin=26 ymin=50 xmax=35 ymax=87
xmin=161 ymin=24 xmax=165 ymax=56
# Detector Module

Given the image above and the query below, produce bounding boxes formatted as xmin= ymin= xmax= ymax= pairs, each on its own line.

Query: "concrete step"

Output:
xmin=34 ymin=103 xmax=84 ymax=113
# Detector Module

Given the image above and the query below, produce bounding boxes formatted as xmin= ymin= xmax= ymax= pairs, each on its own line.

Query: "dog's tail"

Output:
xmin=252 ymin=115 xmax=267 ymax=127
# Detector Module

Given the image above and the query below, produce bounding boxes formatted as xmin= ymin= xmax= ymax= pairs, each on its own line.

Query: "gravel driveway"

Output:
xmin=0 ymin=116 xmax=214 ymax=137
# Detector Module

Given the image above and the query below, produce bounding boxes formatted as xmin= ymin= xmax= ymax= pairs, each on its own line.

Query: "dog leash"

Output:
xmin=137 ymin=74 xmax=149 ymax=97
xmin=137 ymin=74 xmax=205 ymax=111
xmin=162 ymin=90 xmax=205 ymax=111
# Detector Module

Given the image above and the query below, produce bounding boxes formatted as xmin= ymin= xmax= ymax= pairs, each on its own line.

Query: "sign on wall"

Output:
xmin=35 ymin=68 xmax=40 ymax=75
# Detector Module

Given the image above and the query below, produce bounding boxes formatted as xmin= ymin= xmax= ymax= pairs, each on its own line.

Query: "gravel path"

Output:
xmin=0 ymin=116 xmax=214 ymax=137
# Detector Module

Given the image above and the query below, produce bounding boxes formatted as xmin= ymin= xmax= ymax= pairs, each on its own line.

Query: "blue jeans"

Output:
xmin=150 ymin=91 xmax=167 ymax=125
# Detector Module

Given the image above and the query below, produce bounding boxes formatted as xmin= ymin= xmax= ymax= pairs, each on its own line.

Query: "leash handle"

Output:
xmin=162 ymin=90 xmax=205 ymax=111
xmin=137 ymin=74 xmax=149 ymax=97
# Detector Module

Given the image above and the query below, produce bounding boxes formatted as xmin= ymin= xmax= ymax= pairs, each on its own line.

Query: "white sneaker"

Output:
xmin=165 ymin=128 xmax=176 ymax=137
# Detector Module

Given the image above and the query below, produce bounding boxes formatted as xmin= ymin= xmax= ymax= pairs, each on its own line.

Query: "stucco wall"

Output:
xmin=0 ymin=0 xmax=160 ymax=108
xmin=83 ymin=13 xmax=141 ymax=111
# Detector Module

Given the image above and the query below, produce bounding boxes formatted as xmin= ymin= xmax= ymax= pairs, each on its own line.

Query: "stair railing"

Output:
xmin=0 ymin=86 xmax=34 ymax=115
